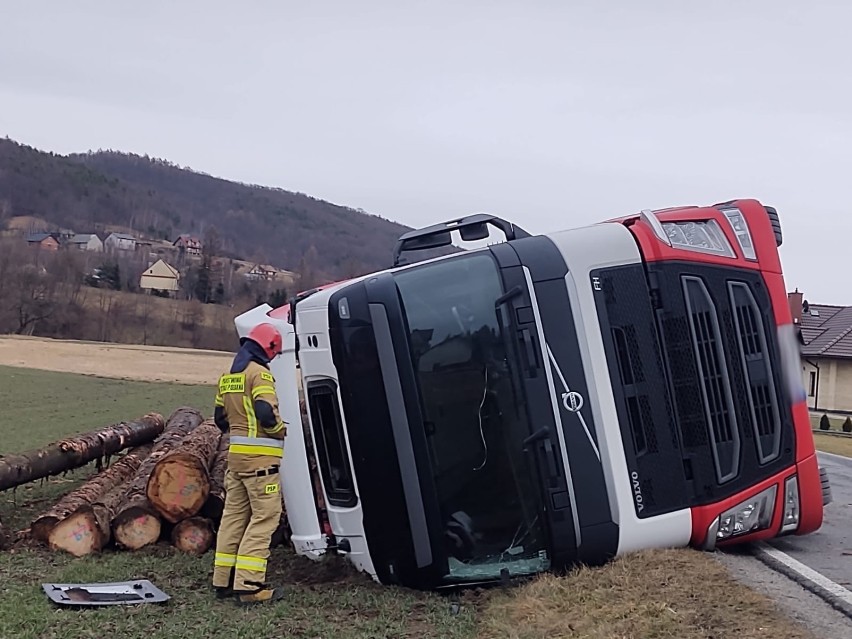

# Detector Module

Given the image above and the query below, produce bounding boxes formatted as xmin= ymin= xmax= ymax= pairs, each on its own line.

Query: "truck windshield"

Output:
xmin=393 ymin=252 xmax=550 ymax=582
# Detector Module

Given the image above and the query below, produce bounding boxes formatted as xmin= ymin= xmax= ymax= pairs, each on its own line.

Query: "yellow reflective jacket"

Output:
xmin=214 ymin=361 xmax=287 ymax=473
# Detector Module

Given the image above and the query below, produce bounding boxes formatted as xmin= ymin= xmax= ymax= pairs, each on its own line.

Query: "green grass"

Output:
xmin=0 ymin=365 xmax=214 ymax=452
xmin=0 ymin=368 xmax=817 ymax=639
xmin=0 ymin=548 xmax=476 ymax=639
xmin=0 ymin=367 xmax=477 ymax=639
xmin=813 ymin=432 xmax=852 ymax=458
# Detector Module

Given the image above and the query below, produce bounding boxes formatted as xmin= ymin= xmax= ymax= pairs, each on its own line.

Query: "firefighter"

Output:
xmin=211 ymin=322 xmax=287 ymax=605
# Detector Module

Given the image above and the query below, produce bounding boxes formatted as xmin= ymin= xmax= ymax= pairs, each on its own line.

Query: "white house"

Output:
xmin=173 ymin=234 xmax=203 ymax=256
xmin=104 ymin=233 xmax=137 ymax=251
xmin=244 ymin=264 xmax=278 ymax=281
xmin=67 ymin=234 xmax=103 ymax=252
xmin=139 ymin=259 xmax=180 ymax=293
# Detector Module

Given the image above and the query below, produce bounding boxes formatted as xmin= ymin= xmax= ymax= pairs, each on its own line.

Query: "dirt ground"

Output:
xmin=0 ymin=335 xmax=234 ymax=385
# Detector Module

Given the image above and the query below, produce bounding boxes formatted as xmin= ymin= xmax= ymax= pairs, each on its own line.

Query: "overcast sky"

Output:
xmin=1 ymin=1 xmax=849 ymax=302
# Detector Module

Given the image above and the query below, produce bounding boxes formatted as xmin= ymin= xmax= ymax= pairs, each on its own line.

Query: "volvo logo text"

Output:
xmin=631 ymin=471 xmax=645 ymax=513
xmin=561 ymin=391 xmax=584 ymax=413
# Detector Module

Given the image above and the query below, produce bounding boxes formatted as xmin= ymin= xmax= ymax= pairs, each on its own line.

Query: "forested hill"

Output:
xmin=0 ymin=138 xmax=412 ymax=278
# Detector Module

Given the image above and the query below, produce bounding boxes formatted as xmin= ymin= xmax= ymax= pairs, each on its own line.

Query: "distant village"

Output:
xmin=17 ymin=227 xmax=297 ymax=297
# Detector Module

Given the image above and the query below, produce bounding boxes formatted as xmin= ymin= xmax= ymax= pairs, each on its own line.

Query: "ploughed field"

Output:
xmin=0 ymin=335 xmax=233 ymax=386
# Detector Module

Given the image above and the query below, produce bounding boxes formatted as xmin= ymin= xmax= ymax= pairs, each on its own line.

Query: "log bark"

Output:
xmin=171 ymin=516 xmax=215 ymax=555
xmin=201 ymin=431 xmax=229 ymax=522
xmin=147 ymin=421 xmax=221 ymax=523
xmin=0 ymin=413 xmax=165 ymax=491
xmin=112 ymin=407 xmax=204 ymax=550
xmin=32 ymin=443 xmax=154 ymax=543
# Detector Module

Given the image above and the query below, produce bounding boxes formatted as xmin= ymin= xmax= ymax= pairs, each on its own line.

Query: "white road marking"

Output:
xmin=755 ymin=541 xmax=852 ymax=607
xmin=817 ymin=451 xmax=852 ymax=464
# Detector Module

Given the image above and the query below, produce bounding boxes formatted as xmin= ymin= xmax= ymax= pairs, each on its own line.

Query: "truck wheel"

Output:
xmin=765 ymin=206 xmax=782 ymax=247
xmin=820 ymin=466 xmax=832 ymax=506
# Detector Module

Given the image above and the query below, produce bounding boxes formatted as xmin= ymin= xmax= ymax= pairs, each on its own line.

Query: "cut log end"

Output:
xmin=114 ymin=509 xmax=162 ymax=551
xmin=171 ymin=517 xmax=215 ymax=555
xmin=48 ymin=509 xmax=105 ymax=557
xmin=147 ymin=457 xmax=210 ymax=524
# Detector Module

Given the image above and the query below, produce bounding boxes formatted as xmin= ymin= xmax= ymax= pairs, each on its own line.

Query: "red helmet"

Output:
xmin=244 ymin=323 xmax=283 ymax=359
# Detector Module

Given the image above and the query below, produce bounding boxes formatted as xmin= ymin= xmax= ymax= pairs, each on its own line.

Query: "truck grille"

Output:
xmin=595 ymin=260 xmax=796 ymax=512
xmin=729 ymin=282 xmax=781 ymax=463
xmin=612 ymin=326 xmax=659 ymax=456
xmin=682 ymin=276 xmax=740 ymax=483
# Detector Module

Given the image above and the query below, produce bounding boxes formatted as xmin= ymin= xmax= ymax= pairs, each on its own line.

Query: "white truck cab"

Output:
xmin=237 ymin=205 xmax=823 ymax=590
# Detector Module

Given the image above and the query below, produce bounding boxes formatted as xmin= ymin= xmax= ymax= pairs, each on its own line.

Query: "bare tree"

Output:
xmin=12 ymin=264 xmax=57 ymax=335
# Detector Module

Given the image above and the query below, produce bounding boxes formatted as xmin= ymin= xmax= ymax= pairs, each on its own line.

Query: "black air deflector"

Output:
xmin=682 ymin=276 xmax=740 ymax=484
xmin=728 ymin=281 xmax=781 ymax=464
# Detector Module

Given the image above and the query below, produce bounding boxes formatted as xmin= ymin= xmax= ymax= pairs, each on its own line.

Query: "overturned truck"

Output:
xmin=237 ymin=199 xmax=827 ymax=590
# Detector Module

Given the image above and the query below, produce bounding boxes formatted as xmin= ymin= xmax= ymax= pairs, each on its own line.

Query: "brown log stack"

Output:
xmin=46 ymin=466 xmax=149 ymax=557
xmin=112 ymin=407 xmax=204 ymax=550
xmin=171 ymin=516 xmax=215 ymax=555
xmin=201 ymin=431 xmax=229 ymax=522
xmin=0 ymin=413 xmax=165 ymax=491
xmin=32 ymin=443 xmax=154 ymax=544
xmin=146 ymin=420 xmax=221 ymax=524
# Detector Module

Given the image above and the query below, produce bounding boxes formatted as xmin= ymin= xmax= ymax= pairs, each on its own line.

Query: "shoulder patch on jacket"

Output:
xmin=260 ymin=370 xmax=275 ymax=383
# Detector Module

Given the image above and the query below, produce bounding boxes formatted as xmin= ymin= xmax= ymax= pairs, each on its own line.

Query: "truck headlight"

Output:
xmin=661 ymin=220 xmax=736 ymax=258
xmin=721 ymin=208 xmax=757 ymax=260
xmin=716 ymin=485 xmax=777 ymax=541
xmin=780 ymin=475 xmax=800 ymax=534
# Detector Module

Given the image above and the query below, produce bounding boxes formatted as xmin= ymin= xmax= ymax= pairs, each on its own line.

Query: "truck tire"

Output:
xmin=765 ymin=206 xmax=782 ymax=247
xmin=820 ymin=466 xmax=832 ymax=506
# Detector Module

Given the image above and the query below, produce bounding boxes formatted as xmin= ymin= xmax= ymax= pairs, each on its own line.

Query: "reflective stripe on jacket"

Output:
xmin=215 ymin=361 xmax=286 ymax=472
xmin=229 ymin=435 xmax=284 ymax=458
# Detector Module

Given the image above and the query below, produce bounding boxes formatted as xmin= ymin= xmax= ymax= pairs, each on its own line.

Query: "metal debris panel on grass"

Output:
xmin=42 ymin=579 xmax=170 ymax=606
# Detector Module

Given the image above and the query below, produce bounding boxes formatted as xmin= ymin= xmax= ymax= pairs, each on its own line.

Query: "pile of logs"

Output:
xmin=0 ymin=401 xmax=326 ymax=560
xmin=21 ymin=407 xmax=244 ymax=557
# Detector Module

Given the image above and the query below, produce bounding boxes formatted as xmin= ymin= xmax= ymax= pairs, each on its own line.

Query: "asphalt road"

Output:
xmin=767 ymin=452 xmax=852 ymax=589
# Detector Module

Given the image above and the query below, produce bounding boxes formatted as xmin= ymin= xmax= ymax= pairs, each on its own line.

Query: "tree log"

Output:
xmin=0 ymin=413 xmax=165 ymax=491
xmin=147 ymin=420 xmax=221 ymax=523
xmin=171 ymin=516 xmax=215 ymax=555
xmin=112 ymin=407 xmax=204 ymax=550
xmin=45 ymin=476 xmax=138 ymax=557
xmin=47 ymin=508 xmax=102 ymax=557
xmin=201 ymin=431 xmax=229 ymax=522
xmin=32 ymin=443 xmax=154 ymax=543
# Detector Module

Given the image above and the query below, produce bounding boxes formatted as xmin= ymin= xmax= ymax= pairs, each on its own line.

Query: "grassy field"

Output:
xmin=0 ymin=367 xmax=818 ymax=639
xmin=0 ymin=365 xmax=214 ymax=452
xmin=813 ymin=432 xmax=852 ymax=458
xmin=808 ymin=413 xmax=852 ymax=457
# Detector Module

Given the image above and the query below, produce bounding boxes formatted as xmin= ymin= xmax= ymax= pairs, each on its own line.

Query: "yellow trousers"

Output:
xmin=212 ymin=468 xmax=282 ymax=592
